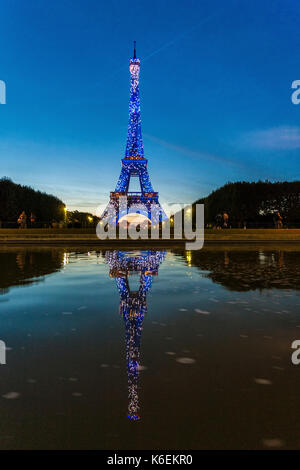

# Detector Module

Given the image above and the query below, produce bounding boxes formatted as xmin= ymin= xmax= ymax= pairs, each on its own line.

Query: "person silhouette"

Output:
xmin=17 ymin=211 xmax=27 ymax=229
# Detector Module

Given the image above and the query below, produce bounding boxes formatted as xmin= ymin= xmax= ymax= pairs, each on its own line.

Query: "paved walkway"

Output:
xmin=0 ymin=229 xmax=299 ymax=245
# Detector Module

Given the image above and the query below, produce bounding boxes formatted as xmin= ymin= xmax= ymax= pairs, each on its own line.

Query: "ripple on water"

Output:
xmin=254 ymin=378 xmax=272 ymax=385
xmin=194 ymin=309 xmax=210 ymax=315
xmin=2 ymin=392 xmax=20 ymax=399
xmin=176 ymin=357 xmax=196 ymax=364
xmin=262 ymin=438 xmax=284 ymax=448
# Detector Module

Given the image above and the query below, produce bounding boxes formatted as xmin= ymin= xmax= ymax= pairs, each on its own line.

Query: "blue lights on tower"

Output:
xmin=105 ymin=250 xmax=166 ymax=421
xmin=125 ymin=41 xmax=144 ymax=159
xmin=101 ymin=42 xmax=167 ymax=225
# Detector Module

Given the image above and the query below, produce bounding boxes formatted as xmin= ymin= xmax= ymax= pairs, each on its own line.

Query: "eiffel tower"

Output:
xmin=101 ymin=42 xmax=167 ymax=226
xmin=105 ymin=250 xmax=165 ymax=420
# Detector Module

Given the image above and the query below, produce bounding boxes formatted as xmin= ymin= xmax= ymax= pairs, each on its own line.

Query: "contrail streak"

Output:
xmin=144 ymin=133 xmax=245 ymax=169
xmin=98 ymin=8 xmax=225 ymax=85
xmin=143 ymin=9 xmax=224 ymax=62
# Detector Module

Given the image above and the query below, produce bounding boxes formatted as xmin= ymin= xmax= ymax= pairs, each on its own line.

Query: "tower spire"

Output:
xmin=133 ymin=40 xmax=136 ymax=59
xmin=125 ymin=42 xmax=144 ymax=159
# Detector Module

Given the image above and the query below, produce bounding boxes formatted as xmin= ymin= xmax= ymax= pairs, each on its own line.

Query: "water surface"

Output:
xmin=0 ymin=246 xmax=300 ymax=450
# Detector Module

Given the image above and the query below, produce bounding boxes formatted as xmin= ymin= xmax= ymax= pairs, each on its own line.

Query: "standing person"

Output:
xmin=215 ymin=212 xmax=223 ymax=230
xmin=17 ymin=211 xmax=27 ymax=229
xmin=30 ymin=213 xmax=36 ymax=228
xmin=223 ymin=211 xmax=229 ymax=229
xmin=276 ymin=211 xmax=283 ymax=229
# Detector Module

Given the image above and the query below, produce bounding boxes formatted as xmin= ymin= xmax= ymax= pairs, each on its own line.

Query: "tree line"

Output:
xmin=1 ymin=177 xmax=299 ymax=229
xmin=194 ymin=181 xmax=300 ymax=228
xmin=0 ymin=178 xmax=65 ymax=227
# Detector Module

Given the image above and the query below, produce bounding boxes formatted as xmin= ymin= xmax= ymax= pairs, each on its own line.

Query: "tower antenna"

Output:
xmin=133 ymin=40 xmax=136 ymax=59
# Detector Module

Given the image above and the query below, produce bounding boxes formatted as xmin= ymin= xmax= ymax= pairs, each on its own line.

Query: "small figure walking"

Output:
xmin=223 ymin=211 xmax=229 ymax=229
xmin=17 ymin=211 xmax=27 ymax=229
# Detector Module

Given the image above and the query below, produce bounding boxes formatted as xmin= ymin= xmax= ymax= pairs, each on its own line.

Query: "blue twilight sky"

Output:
xmin=0 ymin=0 xmax=300 ymax=213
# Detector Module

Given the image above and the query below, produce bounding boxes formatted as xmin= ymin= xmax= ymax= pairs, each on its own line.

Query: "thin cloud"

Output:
xmin=241 ymin=126 xmax=300 ymax=150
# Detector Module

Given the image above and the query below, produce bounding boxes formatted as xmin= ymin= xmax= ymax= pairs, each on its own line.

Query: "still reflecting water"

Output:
xmin=0 ymin=246 xmax=300 ymax=449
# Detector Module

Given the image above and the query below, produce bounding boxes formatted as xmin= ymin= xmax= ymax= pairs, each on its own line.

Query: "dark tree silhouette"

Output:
xmin=193 ymin=181 xmax=300 ymax=228
xmin=0 ymin=178 xmax=65 ymax=227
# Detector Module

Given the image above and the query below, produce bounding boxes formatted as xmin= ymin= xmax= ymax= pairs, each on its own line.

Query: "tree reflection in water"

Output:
xmin=176 ymin=248 xmax=300 ymax=291
xmin=0 ymin=248 xmax=65 ymax=295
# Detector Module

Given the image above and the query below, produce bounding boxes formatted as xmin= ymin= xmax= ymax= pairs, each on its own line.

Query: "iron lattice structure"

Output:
xmin=101 ymin=43 xmax=167 ymax=225
xmin=105 ymin=250 xmax=166 ymax=420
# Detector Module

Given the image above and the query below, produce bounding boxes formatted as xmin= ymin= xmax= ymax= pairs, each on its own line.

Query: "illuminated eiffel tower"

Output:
xmin=101 ymin=43 xmax=167 ymax=226
xmin=105 ymin=250 xmax=165 ymax=420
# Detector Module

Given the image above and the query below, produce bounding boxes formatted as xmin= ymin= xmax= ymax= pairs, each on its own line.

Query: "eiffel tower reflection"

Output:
xmin=105 ymin=250 xmax=165 ymax=421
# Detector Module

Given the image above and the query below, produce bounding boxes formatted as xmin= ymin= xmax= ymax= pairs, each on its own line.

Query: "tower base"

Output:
xmin=101 ymin=193 xmax=167 ymax=226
